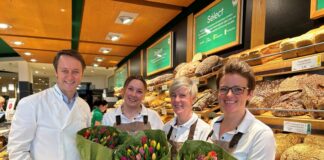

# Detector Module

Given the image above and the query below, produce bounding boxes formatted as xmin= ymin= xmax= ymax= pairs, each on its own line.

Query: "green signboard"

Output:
xmin=114 ymin=63 xmax=128 ymax=88
xmin=311 ymin=0 xmax=324 ymax=19
xmin=146 ymin=32 xmax=173 ymax=76
xmin=194 ymin=0 xmax=242 ymax=55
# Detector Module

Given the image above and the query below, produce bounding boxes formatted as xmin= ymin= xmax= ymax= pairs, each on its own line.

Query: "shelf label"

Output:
xmin=161 ymin=84 xmax=168 ymax=91
xmin=291 ymin=55 xmax=321 ymax=71
xmin=161 ymin=107 xmax=167 ymax=115
xmin=283 ymin=121 xmax=311 ymax=134
xmin=148 ymin=86 xmax=154 ymax=91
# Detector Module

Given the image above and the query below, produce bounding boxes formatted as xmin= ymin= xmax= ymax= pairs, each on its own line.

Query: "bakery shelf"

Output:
xmin=215 ymin=111 xmax=324 ymax=133
xmin=195 ymin=105 xmax=220 ymax=122
xmin=252 ymin=52 xmax=324 ymax=80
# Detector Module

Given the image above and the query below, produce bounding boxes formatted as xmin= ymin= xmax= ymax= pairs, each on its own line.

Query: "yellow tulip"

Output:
xmin=150 ymin=140 xmax=156 ymax=147
xmin=152 ymin=153 xmax=156 ymax=160
xmin=156 ymin=143 xmax=160 ymax=150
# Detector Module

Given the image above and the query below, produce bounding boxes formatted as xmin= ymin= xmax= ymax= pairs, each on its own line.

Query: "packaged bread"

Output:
xmin=280 ymin=38 xmax=298 ymax=59
xmin=314 ymin=29 xmax=324 ymax=52
xmin=195 ymin=55 xmax=221 ymax=76
xmin=296 ymin=33 xmax=315 ymax=56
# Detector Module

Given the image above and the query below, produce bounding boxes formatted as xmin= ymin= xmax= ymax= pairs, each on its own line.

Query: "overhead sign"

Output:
xmin=194 ymin=0 xmax=242 ymax=55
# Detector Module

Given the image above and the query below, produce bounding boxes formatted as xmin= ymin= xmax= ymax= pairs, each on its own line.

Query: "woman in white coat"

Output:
xmin=8 ymin=50 xmax=91 ymax=160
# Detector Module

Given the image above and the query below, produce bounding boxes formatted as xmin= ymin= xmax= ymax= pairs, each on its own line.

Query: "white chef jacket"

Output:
xmin=102 ymin=104 xmax=164 ymax=130
xmin=8 ymin=85 xmax=91 ymax=160
xmin=210 ymin=109 xmax=276 ymax=160
xmin=163 ymin=113 xmax=211 ymax=142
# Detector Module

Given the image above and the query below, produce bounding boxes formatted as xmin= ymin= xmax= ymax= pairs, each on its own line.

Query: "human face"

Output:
xmin=122 ymin=79 xmax=146 ymax=109
xmin=55 ymin=55 xmax=83 ymax=99
xmin=218 ymin=73 xmax=252 ymax=115
xmin=170 ymin=86 xmax=194 ymax=117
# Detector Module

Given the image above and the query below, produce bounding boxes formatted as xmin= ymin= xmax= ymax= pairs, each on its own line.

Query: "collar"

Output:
xmin=54 ymin=84 xmax=78 ymax=103
xmin=170 ymin=112 xmax=198 ymax=129
xmin=115 ymin=104 xmax=148 ymax=117
xmin=213 ymin=109 xmax=254 ymax=134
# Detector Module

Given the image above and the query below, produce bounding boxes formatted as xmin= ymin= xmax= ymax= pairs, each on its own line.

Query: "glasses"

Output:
xmin=219 ymin=86 xmax=249 ymax=95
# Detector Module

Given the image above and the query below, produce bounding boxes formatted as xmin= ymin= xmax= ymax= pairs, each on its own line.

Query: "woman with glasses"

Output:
xmin=209 ymin=58 xmax=275 ymax=160
xmin=163 ymin=76 xmax=211 ymax=159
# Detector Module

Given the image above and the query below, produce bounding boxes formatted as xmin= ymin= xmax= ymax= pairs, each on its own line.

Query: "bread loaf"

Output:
xmin=175 ymin=61 xmax=200 ymax=78
xmin=275 ymin=133 xmax=304 ymax=160
xmin=280 ymin=38 xmax=298 ymax=59
xmin=195 ymin=55 xmax=221 ymax=76
xmin=174 ymin=63 xmax=186 ymax=75
xmin=314 ymin=29 xmax=324 ymax=52
xmin=304 ymin=134 xmax=324 ymax=148
xmin=280 ymin=143 xmax=324 ymax=160
xmin=296 ymin=34 xmax=315 ymax=56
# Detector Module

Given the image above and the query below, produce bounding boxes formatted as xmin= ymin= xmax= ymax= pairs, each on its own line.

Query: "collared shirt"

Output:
xmin=210 ymin=109 xmax=276 ymax=160
xmin=163 ymin=113 xmax=211 ymax=142
xmin=102 ymin=104 xmax=164 ymax=130
xmin=54 ymin=85 xmax=77 ymax=110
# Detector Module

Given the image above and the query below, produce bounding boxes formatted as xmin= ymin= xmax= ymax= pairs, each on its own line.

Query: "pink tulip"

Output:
xmin=149 ymin=146 xmax=154 ymax=154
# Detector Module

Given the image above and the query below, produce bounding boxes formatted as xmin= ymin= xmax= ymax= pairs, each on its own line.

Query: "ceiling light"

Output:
xmin=93 ymin=64 xmax=99 ymax=67
xmin=8 ymin=84 xmax=14 ymax=91
xmin=106 ymin=32 xmax=121 ymax=41
xmin=119 ymin=16 xmax=133 ymax=24
xmin=0 ymin=23 xmax=12 ymax=29
xmin=24 ymin=52 xmax=32 ymax=56
xmin=30 ymin=59 xmax=37 ymax=62
xmin=99 ymin=47 xmax=112 ymax=54
xmin=35 ymin=70 xmax=39 ymax=74
xmin=96 ymin=57 xmax=104 ymax=62
xmin=13 ymin=41 xmax=23 ymax=46
xmin=60 ymin=8 xmax=66 ymax=12
xmin=115 ymin=11 xmax=138 ymax=25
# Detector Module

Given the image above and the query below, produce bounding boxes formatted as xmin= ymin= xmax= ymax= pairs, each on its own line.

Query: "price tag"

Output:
xmin=161 ymin=84 xmax=168 ymax=91
xmin=148 ymin=86 xmax=154 ymax=91
xmin=161 ymin=107 xmax=167 ymax=115
xmin=283 ymin=121 xmax=311 ymax=134
xmin=291 ymin=55 xmax=321 ymax=71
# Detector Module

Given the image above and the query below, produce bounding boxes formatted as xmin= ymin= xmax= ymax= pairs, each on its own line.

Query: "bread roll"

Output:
xmin=304 ymin=134 xmax=324 ymax=148
xmin=280 ymin=143 xmax=324 ymax=160
xmin=275 ymin=133 xmax=304 ymax=160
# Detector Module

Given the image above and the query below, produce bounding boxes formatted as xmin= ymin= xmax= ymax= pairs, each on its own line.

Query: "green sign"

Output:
xmin=114 ymin=64 xmax=128 ymax=88
xmin=146 ymin=32 xmax=173 ymax=76
xmin=311 ymin=0 xmax=324 ymax=19
xmin=317 ymin=0 xmax=324 ymax=10
xmin=194 ymin=0 xmax=242 ymax=55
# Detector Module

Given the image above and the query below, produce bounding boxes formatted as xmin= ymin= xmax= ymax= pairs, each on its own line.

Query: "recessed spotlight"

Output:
xmin=99 ymin=47 xmax=112 ymax=54
xmin=93 ymin=64 xmax=99 ymax=67
xmin=106 ymin=32 xmax=121 ymax=41
xmin=35 ymin=70 xmax=39 ymax=74
xmin=13 ymin=41 xmax=23 ymax=46
xmin=30 ymin=59 xmax=37 ymax=62
xmin=96 ymin=57 xmax=104 ymax=62
xmin=0 ymin=23 xmax=12 ymax=29
xmin=119 ymin=16 xmax=133 ymax=24
xmin=115 ymin=11 xmax=138 ymax=25
xmin=24 ymin=52 xmax=32 ymax=56
xmin=60 ymin=8 xmax=66 ymax=12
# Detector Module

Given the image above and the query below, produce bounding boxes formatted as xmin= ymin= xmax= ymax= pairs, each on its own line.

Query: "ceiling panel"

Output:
xmin=81 ymin=54 xmax=123 ymax=68
xmin=0 ymin=0 xmax=71 ymax=39
xmin=0 ymin=36 xmax=70 ymax=51
xmin=147 ymin=0 xmax=195 ymax=7
xmin=14 ymin=49 xmax=57 ymax=64
xmin=80 ymin=0 xmax=181 ymax=46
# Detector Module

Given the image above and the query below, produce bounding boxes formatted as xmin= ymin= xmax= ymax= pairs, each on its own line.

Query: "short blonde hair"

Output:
xmin=169 ymin=76 xmax=198 ymax=98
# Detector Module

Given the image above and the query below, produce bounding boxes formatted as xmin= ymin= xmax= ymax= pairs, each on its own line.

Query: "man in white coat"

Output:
xmin=8 ymin=50 xmax=91 ymax=160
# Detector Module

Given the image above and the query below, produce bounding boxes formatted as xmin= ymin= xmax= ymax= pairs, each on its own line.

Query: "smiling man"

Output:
xmin=8 ymin=50 xmax=91 ymax=160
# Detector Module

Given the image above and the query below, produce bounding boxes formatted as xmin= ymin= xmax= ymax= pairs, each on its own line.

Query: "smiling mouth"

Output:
xmin=224 ymin=100 xmax=236 ymax=104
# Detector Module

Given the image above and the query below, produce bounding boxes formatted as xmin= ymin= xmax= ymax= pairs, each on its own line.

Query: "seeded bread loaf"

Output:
xmin=195 ymin=55 xmax=221 ymax=76
xmin=280 ymin=143 xmax=324 ymax=160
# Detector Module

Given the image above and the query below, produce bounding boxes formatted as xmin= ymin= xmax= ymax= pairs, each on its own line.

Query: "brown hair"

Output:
xmin=216 ymin=58 xmax=256 ymax=92
xmin=53 ymin=50 xmax=86 ymax=72
xmin=123 ymin=75 xmax=147 ymax=90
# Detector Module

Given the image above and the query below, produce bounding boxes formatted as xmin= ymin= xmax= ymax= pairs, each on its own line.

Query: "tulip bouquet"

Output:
xmin=178 ymin=140 xmax=236 ymax=160
xmin=114 ymin=130 xmax=170 ymax=160
xmin=76 ymin=126 xmax=129 ymax=160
